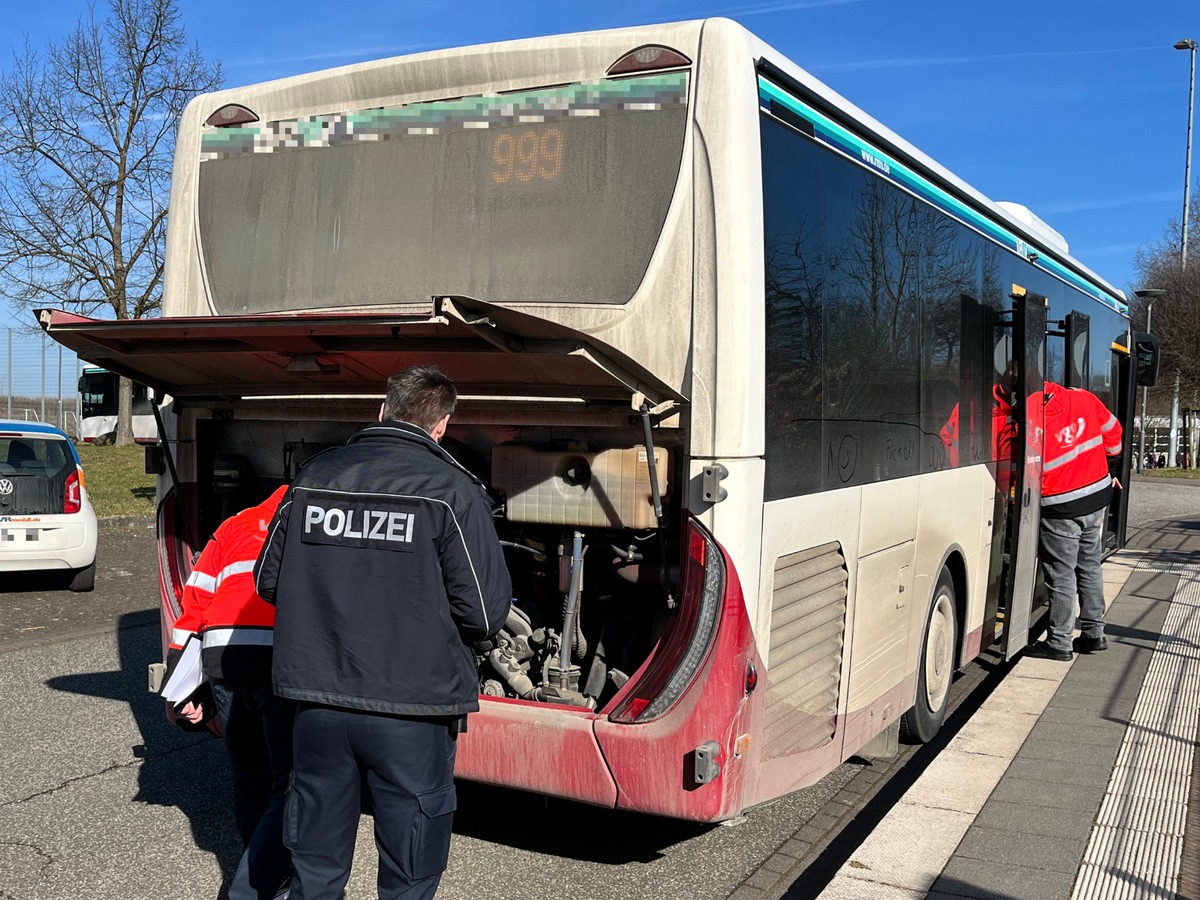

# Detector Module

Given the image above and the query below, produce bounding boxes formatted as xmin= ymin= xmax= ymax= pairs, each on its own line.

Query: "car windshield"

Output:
xmin=0 ymin=437 xmax=74 ymax=516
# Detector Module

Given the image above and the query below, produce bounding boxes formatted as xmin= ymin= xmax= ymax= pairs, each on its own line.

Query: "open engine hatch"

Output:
xmin=37 ymin=296 xmax=684 ymax=408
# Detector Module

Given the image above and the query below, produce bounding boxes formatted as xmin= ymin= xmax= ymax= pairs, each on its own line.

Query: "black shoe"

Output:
xmin=1073 ymin=635 xmax=1108 ymax=654
xmin=1025 ymin=641 xmax=1073 ymax=661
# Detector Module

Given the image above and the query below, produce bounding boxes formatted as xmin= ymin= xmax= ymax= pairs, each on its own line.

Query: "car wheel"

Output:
xmin=69 ymin=561 xmax=96 ymax=592
xmin=900 ymin=567 xmax=957 ymax=743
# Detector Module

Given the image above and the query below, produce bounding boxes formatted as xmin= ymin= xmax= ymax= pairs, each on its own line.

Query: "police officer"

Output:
xmin=166 ymin=485 xmax=294 ymax=900
xmin=253 ymin=365 xmax=511 ymax=900
xmin=1025 ymin=380 xmax=1123 ymax=661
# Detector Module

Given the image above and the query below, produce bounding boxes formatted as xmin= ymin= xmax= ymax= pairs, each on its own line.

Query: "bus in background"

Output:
xmin=39 ymin=19 xmax=1158 ymax=822
xmin=77 ymin=366 xmax=157 ymax=444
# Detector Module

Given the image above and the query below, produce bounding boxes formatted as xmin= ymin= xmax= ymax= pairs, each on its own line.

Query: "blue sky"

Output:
xmin=2 ymin=0 xmax=1196 ymax=390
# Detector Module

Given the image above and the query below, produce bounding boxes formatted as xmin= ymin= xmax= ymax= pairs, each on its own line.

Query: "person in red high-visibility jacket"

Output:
xmin=165 ymin=485 xmax=293 ymax=900
xmin=1025 ymin=382 xmax=1123 ymax=661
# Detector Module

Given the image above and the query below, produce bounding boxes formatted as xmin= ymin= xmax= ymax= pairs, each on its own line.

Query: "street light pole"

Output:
xmin=1134 ymin=288 xmax=1165 ymax=474
xmin=1176 ymin=38 xmax=1196 ymax=268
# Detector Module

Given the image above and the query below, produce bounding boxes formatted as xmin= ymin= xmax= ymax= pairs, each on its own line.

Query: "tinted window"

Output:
xmin=132 ymin=384 xmax=153 ymax=416
xmin=763 ymin=118 xmax=943 ymax=497
xmin=922 ymin=227 xmax=982 ymax=473
xmin=763 ymin=119 xmax=825 ymax=497
xmin=79 ymin=371 xmax=117 ymax=418
xmin=0 ymin=437 xmax=73 ymax=515
xmin=1017 ymin=268 xmax=1064 ymax=385
xmin=198 ymin=75 xmax=689 ymax=312
xmin=762 ymin=113 xmax=1125 ymax=500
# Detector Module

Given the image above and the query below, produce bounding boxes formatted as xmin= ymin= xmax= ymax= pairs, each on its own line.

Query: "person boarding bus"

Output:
xmin=1026 ymin=382 xmax=1123 ymax=661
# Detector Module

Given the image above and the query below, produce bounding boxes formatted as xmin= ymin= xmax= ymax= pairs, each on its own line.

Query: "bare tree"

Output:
xmin=0 ymin=0 xmax=220 ymax=443
xmin=1132 ymin=193 xmax=1200 ymax=398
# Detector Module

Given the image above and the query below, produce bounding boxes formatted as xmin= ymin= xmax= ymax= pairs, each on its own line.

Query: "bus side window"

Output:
xmin=132 ymin=383 xmax=154 ymax=416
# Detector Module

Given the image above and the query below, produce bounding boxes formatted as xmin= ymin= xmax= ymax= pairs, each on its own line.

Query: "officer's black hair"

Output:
xmin=384 ymin=365 xmax=457 ymax=432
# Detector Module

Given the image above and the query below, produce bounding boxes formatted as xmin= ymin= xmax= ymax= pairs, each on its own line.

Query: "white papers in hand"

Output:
xmin=160 ymin=636 xmax=205 ymax=703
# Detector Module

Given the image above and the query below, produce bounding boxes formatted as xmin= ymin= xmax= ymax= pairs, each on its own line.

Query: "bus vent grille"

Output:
xmin=763 ymin=541 xmax=848 ymax=759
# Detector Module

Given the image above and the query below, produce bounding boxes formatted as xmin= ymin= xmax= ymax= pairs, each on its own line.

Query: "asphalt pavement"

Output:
xmin=0 ymin=524 xmax=862 ymax=900
xmin=0 ymin=478 xmax=1194 ymax=900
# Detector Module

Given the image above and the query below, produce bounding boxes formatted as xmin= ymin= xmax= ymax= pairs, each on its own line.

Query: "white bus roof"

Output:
xmin=183 ymin=18 xmax=1124 ymax=313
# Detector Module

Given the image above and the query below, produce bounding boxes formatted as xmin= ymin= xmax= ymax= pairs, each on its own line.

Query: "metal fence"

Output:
xmin=1 ymin=326 xmax=82 ymax=436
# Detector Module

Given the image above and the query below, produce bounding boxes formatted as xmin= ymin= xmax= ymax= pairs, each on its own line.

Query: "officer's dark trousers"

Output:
xmin=286 ymin=703 xmax=458 ymax=900
xmin=211 ymin=679 xmax=296 ymax=900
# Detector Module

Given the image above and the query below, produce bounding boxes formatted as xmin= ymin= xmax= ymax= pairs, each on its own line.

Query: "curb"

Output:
xmin=98 ymin=514 xmax=155 ymax=529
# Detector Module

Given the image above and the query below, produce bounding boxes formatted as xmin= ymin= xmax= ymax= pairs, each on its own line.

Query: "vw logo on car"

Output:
xmin=0 ymin=478 xmax=13 ymax=495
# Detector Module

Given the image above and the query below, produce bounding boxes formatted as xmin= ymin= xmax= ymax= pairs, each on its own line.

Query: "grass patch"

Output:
xmin=76 ymin=442 xmax=156 ymax=518
xmin=1134 ymin=467 xmax=1200 ymax=479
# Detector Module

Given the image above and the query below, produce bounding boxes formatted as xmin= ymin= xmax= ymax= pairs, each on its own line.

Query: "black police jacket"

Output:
xmin=253 ymin=421 xmax=512 ymax=717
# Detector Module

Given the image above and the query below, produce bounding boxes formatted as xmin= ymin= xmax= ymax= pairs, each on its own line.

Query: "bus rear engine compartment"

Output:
xmin=190 ymin=417 xmax=682 ymax=715
xmin=481 ymin=443 xmax=675 ymax=712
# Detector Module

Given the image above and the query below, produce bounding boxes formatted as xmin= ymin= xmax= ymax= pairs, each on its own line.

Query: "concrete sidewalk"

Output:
xmin=815 ymin=517 xmax=1200 ymax=900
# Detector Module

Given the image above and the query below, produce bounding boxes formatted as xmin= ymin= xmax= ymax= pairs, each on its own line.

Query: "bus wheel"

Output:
xmin=900 ymin=568 xmax=957 ymax=743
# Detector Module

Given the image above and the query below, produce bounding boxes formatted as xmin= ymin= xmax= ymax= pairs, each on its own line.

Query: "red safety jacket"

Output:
xmin=1040 ymin=381 xmax=1123 ymax=519
xmin=168 ymin=486 xmax=288 ymax=681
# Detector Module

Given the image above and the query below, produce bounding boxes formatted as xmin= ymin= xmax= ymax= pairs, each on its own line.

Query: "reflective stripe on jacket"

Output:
xmin=167 ymin=485 xmax=289 ymax=681
xmin=1040 ymin=381 xmax=1122 ymax=519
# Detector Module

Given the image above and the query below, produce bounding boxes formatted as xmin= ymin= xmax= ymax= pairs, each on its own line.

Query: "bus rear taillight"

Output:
xmin=609 ymin=516 xmax=725 ymax=723
xmin=156 ymin=490 xmax=190 ymax=623
xmin=64 ymin=470 xmax=81 ymax=514
xmin=607 ymin=45 xmax=691 ymax=76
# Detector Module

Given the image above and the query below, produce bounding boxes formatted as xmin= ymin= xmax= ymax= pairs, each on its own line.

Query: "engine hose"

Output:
xmin=559 ymin=532 xmax=585 ymax=689
xmin=561 ymin=553 xmax=587 ymax=660
xmin=500 ymin=540 xmax=544 ymax=557
xmin=562 ymin=594 xmax=587 ymax=659
xmin=610 ymin=543 xmax=643 ymax=562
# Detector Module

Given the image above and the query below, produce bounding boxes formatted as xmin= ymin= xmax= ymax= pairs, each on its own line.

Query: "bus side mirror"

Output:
xmin=1134 ymin=332 xmax=1160 ymax=387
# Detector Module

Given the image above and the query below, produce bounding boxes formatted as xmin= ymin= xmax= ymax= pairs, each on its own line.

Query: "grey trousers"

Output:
xmin=1039 ymin=509 xmax=1107 ymax=652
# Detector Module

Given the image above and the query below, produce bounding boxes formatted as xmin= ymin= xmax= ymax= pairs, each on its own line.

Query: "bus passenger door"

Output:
xmin=1064 ymin=312 xmax=1090 ymax=388
xmin=1002 ymin=290 xmax=1047 ymax=660
xmin=1106 ymin=343 xmax=1134 ymax=548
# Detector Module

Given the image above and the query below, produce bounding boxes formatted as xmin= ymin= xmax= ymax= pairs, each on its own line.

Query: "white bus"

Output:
xmin=40 ymin=19 xmax=1155 ymax=822
xmin=77 ymin=366 xmax=158 ymax=444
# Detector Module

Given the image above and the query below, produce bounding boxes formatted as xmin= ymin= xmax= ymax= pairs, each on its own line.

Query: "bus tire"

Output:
xmin=68 ymin=561 xmax=96 ymax=593
xmin=900 ymin=568 xmax=957 ymax=743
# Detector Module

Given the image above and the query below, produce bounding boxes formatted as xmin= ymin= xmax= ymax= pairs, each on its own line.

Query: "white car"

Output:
xmin=0 ymin=420 xmax=98 ymax=591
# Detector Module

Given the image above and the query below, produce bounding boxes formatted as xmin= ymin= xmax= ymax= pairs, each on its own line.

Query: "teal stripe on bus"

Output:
xmin=757 ymin=77 xmax=1127 ymax=315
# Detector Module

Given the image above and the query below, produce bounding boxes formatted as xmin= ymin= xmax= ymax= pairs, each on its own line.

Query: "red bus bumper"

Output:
xmin=456 ymin=545 xmax=763 ymax=823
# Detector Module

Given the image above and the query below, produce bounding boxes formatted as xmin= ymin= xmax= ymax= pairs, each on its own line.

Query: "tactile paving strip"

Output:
xmin=1071 ymin=560 xmax=1200 ymax=900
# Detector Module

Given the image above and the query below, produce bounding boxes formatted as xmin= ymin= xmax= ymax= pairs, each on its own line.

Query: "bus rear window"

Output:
xmin=197 ymin=72 xmax=688 ymax=313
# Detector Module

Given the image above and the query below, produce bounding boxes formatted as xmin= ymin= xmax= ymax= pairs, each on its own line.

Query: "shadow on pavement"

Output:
xmin=927 ymin=876 xmax=1022 ymax=898
xmin=452 ymin=779 xmax=713 ymax=864
xmin=44 ymin=610 xmax=242 ymax=897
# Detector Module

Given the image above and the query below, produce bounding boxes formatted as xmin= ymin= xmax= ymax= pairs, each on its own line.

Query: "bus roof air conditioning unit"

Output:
xmin=996 ymin=201 xmax=1069 ymax=256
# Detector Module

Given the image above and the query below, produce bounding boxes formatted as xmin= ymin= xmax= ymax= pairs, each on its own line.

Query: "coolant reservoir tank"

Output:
xmin=492 ymin=445 xmax=670 ymax=529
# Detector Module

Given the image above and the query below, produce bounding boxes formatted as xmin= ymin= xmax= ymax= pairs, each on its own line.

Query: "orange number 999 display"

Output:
xmin=491 ymin=128 xmax=564 ymax=184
